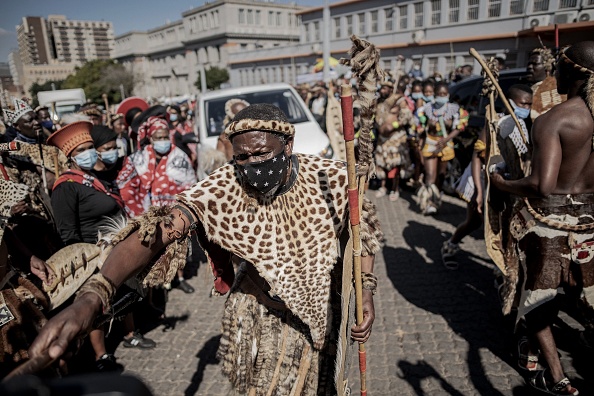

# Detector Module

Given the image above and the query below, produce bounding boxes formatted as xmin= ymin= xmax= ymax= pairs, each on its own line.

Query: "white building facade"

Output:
xmin=227 ymin=0 xmax=594 ymax=86
xmin=113 ymin=0 xmax=304 ymax=99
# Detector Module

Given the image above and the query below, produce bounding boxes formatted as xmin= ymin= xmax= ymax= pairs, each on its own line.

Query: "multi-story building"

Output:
xmin=14 ymin=15 xmax=114 ymax=95
xmin=113 ymin=0 xmax=304 ymax=98
xmin=228 ymin=0 xmax=594 ymax=87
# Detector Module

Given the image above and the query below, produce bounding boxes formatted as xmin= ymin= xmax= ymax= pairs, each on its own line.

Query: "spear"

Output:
xmin=340 ymin=34 xmax=383 ymax=396
xmin=341 ymin=83 xmax=368 ymax=395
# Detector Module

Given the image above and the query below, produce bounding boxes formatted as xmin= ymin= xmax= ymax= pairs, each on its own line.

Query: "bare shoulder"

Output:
xmin=533 ymin=97 xmax=593 ymax=145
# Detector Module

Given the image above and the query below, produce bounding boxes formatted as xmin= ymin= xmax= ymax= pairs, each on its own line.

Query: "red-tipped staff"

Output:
xmin=340 ymin=83 xmax=367 ymax=396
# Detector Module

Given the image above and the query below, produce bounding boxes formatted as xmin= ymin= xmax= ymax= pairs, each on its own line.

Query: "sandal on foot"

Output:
xmin=529 ymin=370 xmax=579 ymax=395
xmin=517 ymin=337 xmax=542 ymax=372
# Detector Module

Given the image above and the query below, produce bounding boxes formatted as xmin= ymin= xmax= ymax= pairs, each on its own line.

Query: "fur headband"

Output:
xmin=224 ymin=118 xmax=295 ymax=139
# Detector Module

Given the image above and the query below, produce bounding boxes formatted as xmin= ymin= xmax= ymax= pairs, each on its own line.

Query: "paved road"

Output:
xmin=115 ymin=189 xmax=592 ymax=395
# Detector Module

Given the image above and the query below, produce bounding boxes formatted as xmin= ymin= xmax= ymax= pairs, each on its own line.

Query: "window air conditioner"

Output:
xmin=578 ymin=10 xmax=594 ymax=22
xmin=553 ymin=11 xmax=578 ymax=24
xmin=524 ymin=15 xmax=551 ymax=29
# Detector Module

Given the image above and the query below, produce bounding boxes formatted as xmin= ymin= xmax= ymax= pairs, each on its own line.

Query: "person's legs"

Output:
xmin=436 ymin=160 xmax=449 ymax=191
xmin=90 ymin=329 xmax=106 ymax=360
xmin=450 ymin=203 xmax=482 ymax=245
xmin=423 ymin=157 xmax=437 ymax=186
xmin=388 ymin=167 xmax=400 ymax=201
xmin=526 ymin=300 xmax=576 ymax=394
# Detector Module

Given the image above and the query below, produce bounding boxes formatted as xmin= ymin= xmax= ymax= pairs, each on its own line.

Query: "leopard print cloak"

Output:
xmin=177 ymin=154 xmax=353 ymax=350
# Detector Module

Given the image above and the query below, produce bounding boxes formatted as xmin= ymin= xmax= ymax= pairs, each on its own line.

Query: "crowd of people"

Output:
xmin=0 ymin=39 xmax=593 ymax=396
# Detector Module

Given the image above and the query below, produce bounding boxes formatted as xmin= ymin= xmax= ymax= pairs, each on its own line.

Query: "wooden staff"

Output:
xmin=469 ymin=48 xmax=526 ymax=145
xmin=341 ymin=83 xmax=367 ymax=396
xmin=102 ymin=93 xmax=112 ymax=128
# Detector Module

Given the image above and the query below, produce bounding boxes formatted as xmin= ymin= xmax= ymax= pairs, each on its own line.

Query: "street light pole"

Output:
xmin=322 ymin=0 xmax=331 ymax=83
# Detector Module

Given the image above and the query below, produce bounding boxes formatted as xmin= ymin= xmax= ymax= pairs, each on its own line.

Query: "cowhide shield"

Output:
xmin=43 ymin=243 xmax=101 ymax=310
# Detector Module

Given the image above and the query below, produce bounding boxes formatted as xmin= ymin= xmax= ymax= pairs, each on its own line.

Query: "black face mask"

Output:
xmin=235 ymin=150 xmax=289 ymax=195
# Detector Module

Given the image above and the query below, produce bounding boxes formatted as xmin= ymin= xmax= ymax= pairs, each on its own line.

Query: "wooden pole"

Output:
xmin=102 ymin=93 xmax=112 ymax=128
xmin=341 ymin=83 xmax=367 ymax=396
xmin=469 ymin=48 xmax=526 ymax=145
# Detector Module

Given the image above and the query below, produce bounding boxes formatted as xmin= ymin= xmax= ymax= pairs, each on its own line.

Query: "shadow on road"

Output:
xmin=184 ymin=335 xmax=222 ymax=396
xmin=397 ymin=360 xmax=466 ymax=396
xmin=384 ymin=219 xmax=517 ymax=395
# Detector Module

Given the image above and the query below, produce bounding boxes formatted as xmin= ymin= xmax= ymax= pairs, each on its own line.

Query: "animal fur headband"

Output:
xmin=559 ymin=46 xmax=594 ymax=119
xmin=224 ymin=118 xmax=295 ymax=139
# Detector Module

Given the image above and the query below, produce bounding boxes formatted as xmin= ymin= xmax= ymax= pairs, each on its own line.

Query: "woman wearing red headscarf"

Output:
xmin=117 ymin=116 xmax=197 ymax=293
xmin=116 ymin=116 xmax=197 ymax=218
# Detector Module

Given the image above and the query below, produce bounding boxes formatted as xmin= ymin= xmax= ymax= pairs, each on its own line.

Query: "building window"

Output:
xmin=559 ymin=0 xmax=577 ymax=7
xmin=239 ymin=9 xmax=245 ymax=24
xmin=346 ymin=15 xmax=353 ymax=35
xmin=371 ymin=10 xmax=378 ymax=33
xmin=268 ymin=11 xmax=274 ymax=25
xmin=431 ymin=0 xmax=441 ymax=25
xmin=510 ymin=0 xmax=526 ymax=14
xmin=247 ymin=10 xmax=253 ymax=24
xmin=276 ymin=12 xmax=282 ymax=26
xmin=399 ymin=5 xmax=408 ymax=29
xmin=314 ymin=21 xmax=320 ymax=41
xmin=255 ymin=10 xmax=261 ymax=24
xmin=488 ymin=0 xmax=502 ymax=17
xmin=414 ymin=2 xmax=424 ymax=27
xmin=334 ymin=17 xmax=341 ymax=38
xmin=358 ymin=13 xmax=365 ymax=35
xmin=533 ymin=0 xmax=550 ymax=11
xmin=468 ymin=0 xmax=480 ymax=20
xmin=385 ymin=8 xmax=394 ymax=31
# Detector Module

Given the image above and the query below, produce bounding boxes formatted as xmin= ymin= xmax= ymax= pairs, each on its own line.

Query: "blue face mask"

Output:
xmin=73 ymin=148 xmax=98 ymax=170
xmin=99 ymin=149 xmax=119 ymax=165
xmin=423 ymin=95 xmax=434 ymax=102
xmin=510 ymin=99 xmax=531 ymax=119
xmin=153 ymin=140 xmax=172 ymax=154
xmin=434 ymin=95 xmax=450 ymax=105
xmin=411 ymin=92 xmax=423 ymax=100
xmin=40 ymin=120 xmax=54 ymax=130
xmin=169 ymin=114 xmax=178 ymax=122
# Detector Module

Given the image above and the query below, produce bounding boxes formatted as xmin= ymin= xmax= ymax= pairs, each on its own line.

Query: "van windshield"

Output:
xmin=204 ymin=89 xmax=309 ymax=137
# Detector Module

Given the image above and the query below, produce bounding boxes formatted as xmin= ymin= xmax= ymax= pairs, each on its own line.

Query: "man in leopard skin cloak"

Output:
xmin=30 ymin=103 xmax=383 ymax=396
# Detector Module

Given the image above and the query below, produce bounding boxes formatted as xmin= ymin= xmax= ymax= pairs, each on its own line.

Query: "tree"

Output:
xmin=29 ymin=80 xmax=64 ymax=107
xmin=194 ymin=66 xmax=229 ymax=91
xmin=62 ymin=59 xmax=135 ymax=104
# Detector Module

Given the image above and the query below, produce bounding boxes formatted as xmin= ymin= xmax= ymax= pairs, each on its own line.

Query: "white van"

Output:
xmin=195 ymin=83 xmax=334 ymax=159
xmin=37 ymin=88 xmax=86 ymax=120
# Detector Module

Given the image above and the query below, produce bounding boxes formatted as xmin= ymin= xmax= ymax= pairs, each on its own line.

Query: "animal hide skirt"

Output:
xmin=509 ymin=194 xmax=594 ymax=322
xmin=374 ymin=130 xmax=409 ymax=179
xmin=218 ymin=267 xmax=340 ymax=396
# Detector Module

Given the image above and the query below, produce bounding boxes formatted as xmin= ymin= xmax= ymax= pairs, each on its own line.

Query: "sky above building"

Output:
xmin=0 ymin=0 xmax=319 ymax=64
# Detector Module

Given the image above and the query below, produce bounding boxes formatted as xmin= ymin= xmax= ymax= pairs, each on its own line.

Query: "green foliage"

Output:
xmin=29 ymin=80 xmax=64 ymax=107
xmin=62 ymin=59 xmax=135 ymax=104
xmin=194 ymin=66 xmax=230 ymax=91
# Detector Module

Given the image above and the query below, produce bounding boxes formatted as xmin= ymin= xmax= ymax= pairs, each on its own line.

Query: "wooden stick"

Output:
xmin=341 ymin=84 xmax=367 ymax=396
xmin=469 ymin=48 xmax=526 ymax=145
xmin=102 ymin=93 xmax=112 ymax=128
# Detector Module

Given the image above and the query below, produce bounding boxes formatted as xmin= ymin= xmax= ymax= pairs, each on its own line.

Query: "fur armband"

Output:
xmin=361 ymin=272 xmax=378 ymax=295
xmin=75 ymin=273 xmax=116 ymax=313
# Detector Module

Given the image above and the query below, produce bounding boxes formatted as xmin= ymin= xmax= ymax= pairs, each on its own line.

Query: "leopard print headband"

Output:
xmin=224 ymin=118 xmax=295 ymax=139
